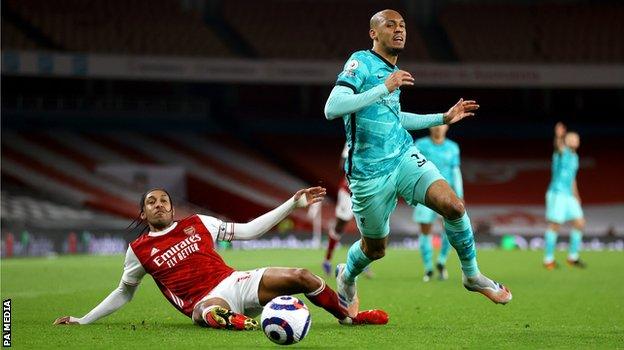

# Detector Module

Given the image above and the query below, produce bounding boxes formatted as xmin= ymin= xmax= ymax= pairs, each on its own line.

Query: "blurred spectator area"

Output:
xmin=0 ymin=129 xmax=328 ymax=231
xmin=3 ymin=0 xmax=623 ymax=62
xmin=2 ymin=0 xmax=234 ymax=56
xmin=1 ymin=18 xmax=43 ymax=50
xmin=440 ymin=2 xmax=624 ymax=63
xmin=221 ymin=0 xmax=430 ymax=60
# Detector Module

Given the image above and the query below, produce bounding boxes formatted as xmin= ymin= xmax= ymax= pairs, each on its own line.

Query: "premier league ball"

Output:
xmin=261 ymin=296 xmax=311 ymax=345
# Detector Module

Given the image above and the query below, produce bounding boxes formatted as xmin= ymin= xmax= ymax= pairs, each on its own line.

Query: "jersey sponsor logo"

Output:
xmin=150 ymin=247 xmax=160 ymax=256
xmin=184 ymin=226 xmax=196 ymax=236
xmin=378 ymin=91 xmax=400 ymax=108
xmin=153 ymin=233 xmax=202 ymax=268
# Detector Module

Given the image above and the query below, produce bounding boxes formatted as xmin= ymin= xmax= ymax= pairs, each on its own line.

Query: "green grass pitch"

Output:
xmin=2 ymin=249 xmax=623 ymax=349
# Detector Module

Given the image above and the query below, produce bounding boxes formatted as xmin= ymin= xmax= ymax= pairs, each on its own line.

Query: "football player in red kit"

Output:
xmin=54 ymin=187 xmax=387 ymax=330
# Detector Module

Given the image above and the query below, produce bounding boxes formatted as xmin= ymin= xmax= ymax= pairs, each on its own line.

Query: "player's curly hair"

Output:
xmin=126 ymin=188 xmax=174 ymax=234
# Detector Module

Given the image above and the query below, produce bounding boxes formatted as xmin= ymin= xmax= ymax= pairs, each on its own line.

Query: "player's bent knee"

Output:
xmin=442 ymin=199 xmax=465 ymax=220
xmin=548 ymin=222 xmax=560 ymax=231
xmin=363 ymin=247 xmax=385 ymax=261
xmin=290 ymin=268 xmax=318 ymax=289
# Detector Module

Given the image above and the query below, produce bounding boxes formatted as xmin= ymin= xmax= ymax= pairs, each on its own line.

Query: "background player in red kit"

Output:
xmin=54 ymin=187 xmax=387 ymax=330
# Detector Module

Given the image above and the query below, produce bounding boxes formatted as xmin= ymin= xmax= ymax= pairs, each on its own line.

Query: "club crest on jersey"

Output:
xmin=183 ymin=226 xmax=196 ymax=235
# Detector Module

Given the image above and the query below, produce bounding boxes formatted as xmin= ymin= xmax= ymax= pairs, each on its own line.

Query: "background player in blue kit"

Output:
xmin=543 ymin=122 xmax=587 ymax=269
xmin=324 ymin=9 xmax=512 ymax=314
xmin=412 ymin=125 xmax=462 ymax=282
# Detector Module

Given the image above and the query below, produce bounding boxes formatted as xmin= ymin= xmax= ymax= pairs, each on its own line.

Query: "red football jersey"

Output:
xmin=129 ymin=215 xmax=235 ymax=317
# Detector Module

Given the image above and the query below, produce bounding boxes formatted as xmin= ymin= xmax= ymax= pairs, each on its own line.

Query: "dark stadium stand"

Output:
xmin=3 ymin=0 xmax=622 ymax=63
xmin=440 ymin=2 xmax=624 ymax=62
xmin=3 ymin=0 xmax=234 ymax=56
xmin=221 ymin=0 xmax=430 ymax=60
xmin=0 ymin=130 xmax=326 ymax=230
xmin=1 ymin=18 xmax=42 ymax=50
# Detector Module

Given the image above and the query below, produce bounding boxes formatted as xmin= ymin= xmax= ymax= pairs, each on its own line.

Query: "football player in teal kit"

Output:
xmin=543 ymin=122 xmax=586 ymax=269
xmin=324 ymin=9 xmax=511 ymax=314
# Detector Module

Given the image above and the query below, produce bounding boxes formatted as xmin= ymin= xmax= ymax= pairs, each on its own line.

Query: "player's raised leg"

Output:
xmin=424 ymin=179 xmax=512 ymax=304
xmin=258 ymin=267 xmax=386 ymax=324
xmin=336 ymin=178 xmax=395 ymax=310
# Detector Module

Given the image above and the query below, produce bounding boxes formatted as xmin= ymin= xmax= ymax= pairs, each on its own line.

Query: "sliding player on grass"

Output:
xmin=54 ymin=187 xmax=387 ymax=329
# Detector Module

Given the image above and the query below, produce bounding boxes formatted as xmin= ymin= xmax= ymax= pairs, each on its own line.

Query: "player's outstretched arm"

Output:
xmin=324 ymin=85 xmax=389 ymax=120
xmin=401 ymin=98 xmax=479 ymax=130
xmin=399 ymin=112 xmax=444 ymax=130
xmin=442 ymin=99 xmax=479 ymax=125
xmin=53 ymin=281 xmax=139 ymax=325
xmin=226 ymin=187 xmax=326 ymax=241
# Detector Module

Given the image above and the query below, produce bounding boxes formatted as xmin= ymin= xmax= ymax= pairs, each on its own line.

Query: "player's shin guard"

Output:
xmin=444 ymin=213 xmax=479 ymax=277
xmin=305 ymin=278 xmax=348 ymax=320
xmin=568 ymin=229 xmax=582 ymax=261
xmin=344 ymin=240 xmax=372 ymax=283
xmin=419 ymin=234 xmax=434 ymax=272
xmin=544 ymin=229 xmax=558 ymax=263
xmin=438 ymin=233 xmax=451 ymax=265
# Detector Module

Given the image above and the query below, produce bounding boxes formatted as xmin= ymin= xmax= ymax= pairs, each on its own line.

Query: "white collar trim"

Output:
xmin=148 ymin=222 xmax=178 ymax=237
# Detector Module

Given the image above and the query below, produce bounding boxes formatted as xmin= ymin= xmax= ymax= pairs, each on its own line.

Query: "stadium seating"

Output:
xmin=0 ymin=130 xmax=327 ymax=230
xmin=4 ymin=0 xmax=621 ymax=63
xmin=1 ymin=189 xmax=130 ymax=229
xmin=3 ymin=0 xmax=234 ymax=56
xmin=221 ymin=0 xmax=430 ymax=60
xmin=1 ymin=19 xmax=42 ymax=50
xmin=440 ymin=2 xmax=624 ymax=62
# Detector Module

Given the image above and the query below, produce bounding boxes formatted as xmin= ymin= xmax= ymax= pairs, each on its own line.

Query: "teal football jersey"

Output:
xmin=335 ymin=50 xmax=412 ymax=179
xmin=414 ymin=137 xmax=460 ymax=182
xmin=548 ymin=147 xmax=578 ymax=194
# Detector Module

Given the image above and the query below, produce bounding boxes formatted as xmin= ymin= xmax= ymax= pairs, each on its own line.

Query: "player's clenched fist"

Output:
xmin=384 ymin=70 xmax=414 ymax=92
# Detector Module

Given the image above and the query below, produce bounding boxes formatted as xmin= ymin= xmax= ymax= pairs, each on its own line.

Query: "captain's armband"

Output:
xmin=217 ymin=222 xmax=235 ymax=242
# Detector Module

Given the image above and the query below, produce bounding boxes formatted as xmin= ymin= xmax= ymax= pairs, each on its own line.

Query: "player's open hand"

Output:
xmin=385 ymin=70 xmax=414 ymax=92
xmin=294 ymin=187 xmax=326 ymax=208
xmin=53 ymin=316 xmax=80 ymax=325
xmin=443 ymin=98 xmax=479 ymax=125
